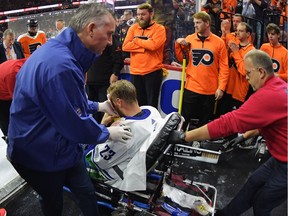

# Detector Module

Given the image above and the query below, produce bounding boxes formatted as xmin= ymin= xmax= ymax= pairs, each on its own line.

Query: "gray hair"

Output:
xmin=244 ymin=50 xmax=274 ymax=75
xmin=69 ymin=3 xmax=110 ymax=33
xmin=56 ymin=19 xmax=65 ymax=24
xmin=3 ymin=29 xmax=15 ymax=38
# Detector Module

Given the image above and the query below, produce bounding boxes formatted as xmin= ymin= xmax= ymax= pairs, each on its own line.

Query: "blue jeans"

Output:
xmin=222 ymin=157 xmax=287 ymax=216
xmin=12 ymin=159 xmax=99 ymax=216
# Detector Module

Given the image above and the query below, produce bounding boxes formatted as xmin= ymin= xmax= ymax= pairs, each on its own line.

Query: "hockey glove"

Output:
xmin=168 ymin=130 xmax=186 ymax=144
xmin=107 ymin=125 xmax=132 ymax=144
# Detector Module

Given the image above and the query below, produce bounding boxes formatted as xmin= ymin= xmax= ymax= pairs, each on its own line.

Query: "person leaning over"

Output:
xmin=260 ymin=23 xmax=287 ymax=82
xmin=0 ymin=58 xmax=27 ymax=141
xmin=7 ymin=4 xmax=132 ymax=216
xmin=169 ymin=49 xmax=287 ymax=216
xmin=122 ymin=3 xmax=166 ymax=109
xmin=174 ymin=11 xmax=229 ymax=130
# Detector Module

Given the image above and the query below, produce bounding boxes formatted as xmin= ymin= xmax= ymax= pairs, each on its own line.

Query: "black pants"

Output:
xmin=131 ymin=69 xmax=163 ymax=109
xmin=181 ymin=89 xmax=215 ymax=131
xmin=216 ymin=93 xmax=243 ymax=118
xmin=0 ymin=99 xmax=12 ymax=136
xmin=11 ymin=159 xmax=99 ymax=216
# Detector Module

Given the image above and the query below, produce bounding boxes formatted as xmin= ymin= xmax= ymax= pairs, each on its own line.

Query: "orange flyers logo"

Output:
xmin=272 ymin=59 xmax=280 ymax=73
xmin=192 ymin=49 xmax=214 ymax=66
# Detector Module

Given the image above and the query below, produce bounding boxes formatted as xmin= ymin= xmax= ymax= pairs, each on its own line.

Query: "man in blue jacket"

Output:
xmin=7 ymin=4 xmax=132 ymax=216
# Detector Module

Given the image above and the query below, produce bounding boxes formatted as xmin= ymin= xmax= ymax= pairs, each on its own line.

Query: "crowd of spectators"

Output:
xmin=7 ymin=9 xmax=76 ymax=39
xmin=0 ymin=0 xmax=77 ymax=12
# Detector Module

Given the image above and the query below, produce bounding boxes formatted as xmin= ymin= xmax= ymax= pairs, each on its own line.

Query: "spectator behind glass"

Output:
xmin=217 ymin=22 xmax=255 ymax=118
xmin=17 ymin=18 xmax=47 ymax=58
xmin=260 ymin=23 xmax=287 ymax=82
xmin=149 ymin=0 xmax=182 ymax=65
xmin=202 ymin=0 xmax=222 ymax=34
xmin=116 ymin=9 xmax=135 ymax=59
xmin=0 ymin=29 xmax=25 ymax=64
xmin=243 ymin=0 xmax=268 ymax=48
xmin=122 ymin=3 xmax=166 ymax=109
xmin=55 ymin=19 xmax=66 ymax=36
xmin=220 ymin=13 xmax=254 ymax=45
xmin=7 ymin=4 xmax=132 ymax=216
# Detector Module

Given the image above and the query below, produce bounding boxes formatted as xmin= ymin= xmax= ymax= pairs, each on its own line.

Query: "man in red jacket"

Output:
xmin=169 ymin=49 xmax=287 ymax=216
xmin=0 ymin=58 xmax=27 ymax=140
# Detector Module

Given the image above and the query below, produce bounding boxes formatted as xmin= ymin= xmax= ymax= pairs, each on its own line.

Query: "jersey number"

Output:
xmin=99 ymin=145 xmax=116 ymax=160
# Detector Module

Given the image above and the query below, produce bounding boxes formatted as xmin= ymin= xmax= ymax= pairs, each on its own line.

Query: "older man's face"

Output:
xmin=245 ymin=57 xmax=262 ymax=91
xmin=4 ymin=34 xmax=15 ymax=47
xmin=88 ymin=13 xmax=115 ymax=54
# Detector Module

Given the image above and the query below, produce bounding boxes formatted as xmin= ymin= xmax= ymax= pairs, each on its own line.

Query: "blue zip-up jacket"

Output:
xmin=7 ymin=27 xmax=110 ymax=171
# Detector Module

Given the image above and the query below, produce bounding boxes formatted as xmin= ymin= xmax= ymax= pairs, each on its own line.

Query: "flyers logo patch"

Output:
xmin=272 ymin=59 xmax=280 ymax=73
xmin=192 ymin=49 xmax=214 ymax=66
xmin=28 ymin=42 xmax=42 ymax=54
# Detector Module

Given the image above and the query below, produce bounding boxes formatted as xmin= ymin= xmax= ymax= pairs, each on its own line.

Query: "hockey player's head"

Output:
xmin=27 ymin=19 xmax=38 ymax=37
xmin=107 ymin=80 xmax=139 ymax=117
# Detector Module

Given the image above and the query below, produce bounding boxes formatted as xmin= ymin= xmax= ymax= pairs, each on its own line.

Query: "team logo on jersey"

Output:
xmin=272 ymin=58 xmax=280 ymax=73
xmin=192 ymin=49 xmax=214 ymax=66
xmin=29 ymin=42 xmax=42 ymax=54
xmin=100 ymin=144 xmax=116 ymax=160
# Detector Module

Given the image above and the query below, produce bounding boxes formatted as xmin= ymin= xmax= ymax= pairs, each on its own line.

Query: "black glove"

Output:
xmin=168 ymin=130 xmax=186 ymax=144
xmin=220 ymin=135 xmax=246 ymax=151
